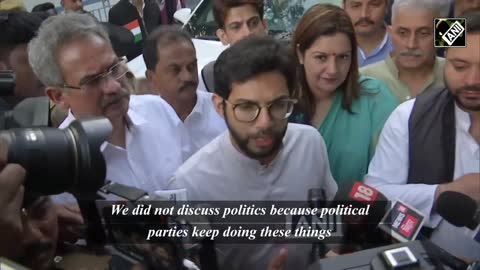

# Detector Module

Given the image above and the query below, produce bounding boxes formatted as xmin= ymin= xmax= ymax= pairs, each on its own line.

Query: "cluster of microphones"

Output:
xmin=308 ymin=181 xmax=480 ymax=270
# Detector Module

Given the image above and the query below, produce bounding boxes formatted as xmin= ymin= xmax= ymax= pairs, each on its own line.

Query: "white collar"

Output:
xmin=358 ymin=31 xmax=389 ymax=59
xmin=455 ymin=102 xmax=472 ymax=133
xmin=59 ymin=107 xmax=145 ymax=129
xmin=58 ymin=106 xmax=146 ymax=151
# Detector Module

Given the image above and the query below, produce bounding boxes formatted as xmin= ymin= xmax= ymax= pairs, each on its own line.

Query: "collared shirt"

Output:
xmin=59 ymin=95 xmax=184 ymax=193
xmin=167 ymin=123 xmax=338 ymax=270
xmin=360 ymin=54 xmax=446 ymax=102
xmin=357 ymin=32 xmax=394 ymax=67
xmin=167 ymin=90 xmax=227 ymax=161
xmin=364 ymin=99 xmax=480 ymax=260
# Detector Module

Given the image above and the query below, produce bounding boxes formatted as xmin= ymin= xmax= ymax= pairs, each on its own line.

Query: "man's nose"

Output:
xmin=464 ymin=66 xmax=480 ymax=86
xmin=407 ymin=33 xmax=418 ymax=49
xmin=361 ymin=6 xmax=370 ymax=19
xmin=240 ymin=24 xmax=253 ymax=38
xmin=254 ymin=106 xmax=273 ymax=129
xmin=179 ymin=67 xmax=194 ymax=82
xmin=101 ymin=76 xmax=123 ymax=95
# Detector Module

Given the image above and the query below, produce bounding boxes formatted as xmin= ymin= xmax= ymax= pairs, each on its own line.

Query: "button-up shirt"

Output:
xmin=170 ymin=90 xmax=227 ymax=161
xmin=365 ymin=99 xmax=480 ymax=260
xmin=59 ymin=95 xmax=184 ymax=193
xmin=357 ymin=32 xmax=394 ymax=67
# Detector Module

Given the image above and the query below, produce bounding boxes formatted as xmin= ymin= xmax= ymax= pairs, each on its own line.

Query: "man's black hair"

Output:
xmin=0 ymin=10 xmax=46 ymax=62
xmin=214 ymin=35 xmax=296 ymax=99
xmin=464 ymin=8 xmax=480 ymax=33
xmin=0 ymin=10 xmax=45 ymax=47
xmin=143 ymin=25 xmax=194 ymax=71
xmin=31 ymin=2 xmax=55 ymax=13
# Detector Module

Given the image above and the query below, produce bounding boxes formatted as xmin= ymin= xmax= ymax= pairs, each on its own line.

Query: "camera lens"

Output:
xmin=0 ymin=117 xmax=112 ymax=195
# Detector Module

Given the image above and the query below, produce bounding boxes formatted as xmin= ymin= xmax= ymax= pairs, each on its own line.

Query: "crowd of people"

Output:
xmin=0 ymin=0 xmax=479 ymax=269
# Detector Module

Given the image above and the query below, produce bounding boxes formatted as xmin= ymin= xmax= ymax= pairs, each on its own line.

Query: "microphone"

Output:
xmin=308 ymin=188 xmax=327 ymax=209
xmin=377 ymin=200 xmax=426 ymax=243
xmin=308 ymin=189 xmax=327 ymax=262
xmin=436 ymin=191 xmax=480 ymax=230
xmin=330 ymin=181 xmax=390 ymax=253
xmin=378 ymin=199 xmax=469 ymax=270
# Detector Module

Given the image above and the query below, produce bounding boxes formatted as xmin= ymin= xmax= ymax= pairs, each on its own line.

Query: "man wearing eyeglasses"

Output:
xmin=167 ymin=36 xmax=338 ymax=270
xmin=28 ymin=14 xmax=184 ymax=198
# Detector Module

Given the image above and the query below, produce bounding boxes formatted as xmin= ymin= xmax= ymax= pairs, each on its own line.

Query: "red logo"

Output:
xmin=399 ymin=215 xmax=419 ymax=238
xmin=349 ymin=182 xmax=379 ymax=202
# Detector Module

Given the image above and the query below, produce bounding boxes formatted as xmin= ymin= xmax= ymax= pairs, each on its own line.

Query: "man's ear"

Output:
xmin=212 ymin=94 xmax=225 ymax=118
xmin=262 ymin=19 xmax=268 ymax=33
xmin=216 ymin=28 xmax=229 ymax=46
xmin=145 ymin=69 xmax=159 ymax=93
xmin=46 ymin=87 xmax=67 ymax=107
xmin=296 ymin=45 xmax=304 ymax=65
xmin=146 ymin=70 xmax=155 ymax=84
xmin=387 ymin=24 xmax=393 ymax=35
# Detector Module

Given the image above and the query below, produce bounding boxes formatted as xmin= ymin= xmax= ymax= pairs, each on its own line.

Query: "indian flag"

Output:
xmin=124 ymin=19 xmax=142 ymax=43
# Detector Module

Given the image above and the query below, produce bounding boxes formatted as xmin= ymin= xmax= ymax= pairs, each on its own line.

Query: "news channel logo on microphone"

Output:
xmin=434 ymin=18 xmax=466 ymax=47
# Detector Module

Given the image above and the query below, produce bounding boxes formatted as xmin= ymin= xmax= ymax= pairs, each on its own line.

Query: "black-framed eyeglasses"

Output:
xmin=224 ymin=98 xmax=297 ymax=123
xmin=63 ymin=57 xmax=128 ymax=91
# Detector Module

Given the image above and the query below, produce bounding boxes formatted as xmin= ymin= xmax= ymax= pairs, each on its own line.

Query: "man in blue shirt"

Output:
xmin=343 ymin=0 xmax=393 ymax=67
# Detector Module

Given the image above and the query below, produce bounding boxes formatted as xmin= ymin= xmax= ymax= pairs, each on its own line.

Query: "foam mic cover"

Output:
xmin=330 ymin=181 xmax=390 ymax=253
xmin=436 ymin=191 xmax=479 ymax=230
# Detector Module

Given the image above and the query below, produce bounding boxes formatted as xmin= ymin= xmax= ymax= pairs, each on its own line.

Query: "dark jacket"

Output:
xmin=144 ymin=0 xmax=187 ymax=30
xmin=108 ymin=0 xmax=148 ymax=59
xmin=407 ymin=87 xmax=456 ymax=185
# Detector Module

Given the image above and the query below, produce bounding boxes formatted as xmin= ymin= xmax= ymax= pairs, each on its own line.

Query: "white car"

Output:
xmin=127 ymin=0 xmax=342 ymax=80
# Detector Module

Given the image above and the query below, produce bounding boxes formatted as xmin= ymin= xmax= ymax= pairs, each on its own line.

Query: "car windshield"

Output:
xmin=184 ymin=0 xmax=342 ymax=40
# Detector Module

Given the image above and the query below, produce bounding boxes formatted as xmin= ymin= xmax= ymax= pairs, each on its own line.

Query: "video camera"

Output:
xmin=0 ymin=69 xmax=110 ymax=196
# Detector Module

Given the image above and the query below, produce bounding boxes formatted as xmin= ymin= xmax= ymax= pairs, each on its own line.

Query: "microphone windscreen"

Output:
xmin=331 ymin=181 xmax=389 ymax=223
xmin=436 ymin=191 xmax=477 ymax=228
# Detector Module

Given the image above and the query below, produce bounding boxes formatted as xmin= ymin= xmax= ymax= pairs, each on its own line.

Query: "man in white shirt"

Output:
xmin=167 ymin=36 xmax=338 ymax=270
xmin=365 ymin=9 xmax=480 ymax=261
xmin=143 ymin=26 xmax=227 ymax=160
xmin=28 ymin=13 xmax=184 ymax=194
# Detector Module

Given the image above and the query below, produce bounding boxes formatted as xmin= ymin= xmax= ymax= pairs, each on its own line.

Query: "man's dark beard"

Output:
xmin=445 ymin=78 xmax=480 ymax=111
xmin=224 ymin=110 xmax=287 ymax=160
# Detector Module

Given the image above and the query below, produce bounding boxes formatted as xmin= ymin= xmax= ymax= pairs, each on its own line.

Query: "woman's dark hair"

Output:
xmin=292 ymin=4 xmax=360 ymax=122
